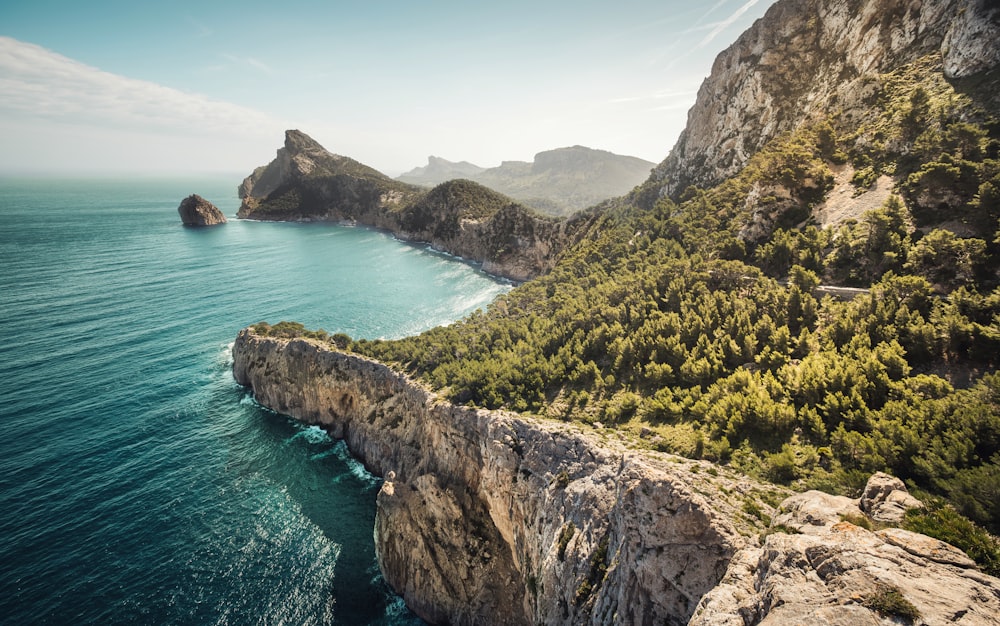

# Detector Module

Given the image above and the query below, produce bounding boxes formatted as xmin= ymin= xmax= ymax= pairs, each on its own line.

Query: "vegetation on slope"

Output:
xmin=263 ymin=54 xmax=1000 ymax=569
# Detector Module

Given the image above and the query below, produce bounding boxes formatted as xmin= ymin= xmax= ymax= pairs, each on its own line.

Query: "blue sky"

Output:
xmin=0 ymin=0 xmax=777 ymax=175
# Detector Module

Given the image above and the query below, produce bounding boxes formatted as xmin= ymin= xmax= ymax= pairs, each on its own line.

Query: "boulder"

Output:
xmin=691 ymin=490 xmax=1000 ymax=626
xmin=861 ymin=472 xmax=923 ymax=524
xmin=178 ymin=194 xmax=226 ymax=226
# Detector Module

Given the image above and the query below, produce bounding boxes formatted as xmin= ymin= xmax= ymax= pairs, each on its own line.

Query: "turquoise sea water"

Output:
xmin=0 ymin=177 xmax=511 ymax=624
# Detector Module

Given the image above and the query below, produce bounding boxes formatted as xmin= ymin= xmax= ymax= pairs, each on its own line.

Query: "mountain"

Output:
xmin=238 ymin=130 xmax=597 ymax=281
xmin=397 ymin=146 xmax=655 ymax=216
xmin=397 ymin=156 xmax=486 ymax=184
xmin=651 ymin=0 xmax=1000 ymax=199
xmin=232 ymin=1 xmax=1000 ymax=624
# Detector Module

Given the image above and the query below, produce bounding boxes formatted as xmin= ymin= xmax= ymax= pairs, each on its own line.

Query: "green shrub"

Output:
xmin=903 ymin=505 xmax=1000 ymax=576
xmin=862 ymin=583 xmax=920 ymax=622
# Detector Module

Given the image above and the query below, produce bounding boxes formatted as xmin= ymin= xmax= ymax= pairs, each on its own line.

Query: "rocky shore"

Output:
xmin=232 ymin=328 xmax=1000 ymax=625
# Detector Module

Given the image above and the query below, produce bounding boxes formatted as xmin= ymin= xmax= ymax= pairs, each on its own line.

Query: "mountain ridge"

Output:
xmin=398 ymin=146 xmax=654 ymax=216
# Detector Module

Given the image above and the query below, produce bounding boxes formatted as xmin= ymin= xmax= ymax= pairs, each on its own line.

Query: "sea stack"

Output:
xmin=178 ymin=194 xmax=226 ymax=226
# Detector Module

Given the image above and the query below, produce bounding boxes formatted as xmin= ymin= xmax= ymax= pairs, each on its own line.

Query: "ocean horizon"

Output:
xmin=0 ymin=176 xmax=512 ymax=624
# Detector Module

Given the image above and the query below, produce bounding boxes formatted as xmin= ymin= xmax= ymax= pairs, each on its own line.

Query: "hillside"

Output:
xmin=353 ymin=0 xmax=1000 ymax=529
xmin=238 ymin=130 xmax=597 ymax=281
xmin=234 ymin=0 xmax=1000 ymax=623
xmin=397 ymin=146 xmax=654 ymax=216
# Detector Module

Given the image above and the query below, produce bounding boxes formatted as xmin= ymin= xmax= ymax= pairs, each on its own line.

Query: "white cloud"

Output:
xmin=0 ymin=36 xmax=286 ymax=138
xmin=698 ymin=0 xmax=761 ymax=49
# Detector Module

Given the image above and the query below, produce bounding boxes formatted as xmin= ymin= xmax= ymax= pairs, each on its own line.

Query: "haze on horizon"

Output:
xmin=0 ymin=0 xmax=777 ymax=177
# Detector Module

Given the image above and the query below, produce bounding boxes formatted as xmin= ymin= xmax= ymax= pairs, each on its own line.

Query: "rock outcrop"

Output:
xmin=691 ymin=490 xmax=1000 ymax=625
xmin=651 ymin=0 xmax=1000 ymax=198
xmin=177 ymin=194 xmax=226 ymax=226
xmin=238 ymin=130 xmax=594 ymax=281
xmin=860 ymin=471 xmax=924 ymax=524
xmin=232 ymin=328 xmax=772 ymax=626
xmin=232 ymin=329 xmax=1000 ymax=625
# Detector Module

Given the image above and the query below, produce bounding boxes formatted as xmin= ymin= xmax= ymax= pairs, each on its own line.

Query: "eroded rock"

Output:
xmin=232 ymin=329 xmax=761 ymax=625
xmin=177 ymin=194 xmax=226 ymax=226
xmin=691 ymin=490 xmax=1000 ymax=626
xmin=860 ymin=472 xmax=924 ymax=524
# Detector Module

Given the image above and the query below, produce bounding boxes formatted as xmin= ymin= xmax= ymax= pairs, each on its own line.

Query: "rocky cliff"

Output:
xmin=232 ymin=329 xmax=1000 ymax=625
xmin=651 ymin=0 xmax=1000 ymax=198
xmin=399 ymin=147 xmax=655 ymax=216
xmin=232 ymin=328 xmax=762 ymax=625
xmin=238 ymin=130 xmax=592 ymax=281
xmin=177 ymin=194 xmax=226 ymax=226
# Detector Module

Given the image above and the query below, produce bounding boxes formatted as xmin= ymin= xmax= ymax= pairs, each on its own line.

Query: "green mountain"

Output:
xmin=357 ymin=0 xmax=1000 ymax=546
xmin=234 ymin=0 xmax=1000 ymax=623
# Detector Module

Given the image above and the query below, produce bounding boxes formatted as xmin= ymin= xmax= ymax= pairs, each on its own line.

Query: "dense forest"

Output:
xmin=256 ymin=54 xmax=1000 ymax=572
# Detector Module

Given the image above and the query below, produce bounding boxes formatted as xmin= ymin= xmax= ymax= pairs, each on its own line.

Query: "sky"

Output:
xmin=0 ymin=0 xmax=778 ymax=176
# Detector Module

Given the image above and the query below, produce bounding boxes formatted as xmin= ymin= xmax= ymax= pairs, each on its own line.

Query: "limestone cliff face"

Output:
xmin=691 ymin=489 xmax=1000 ymax=625
xmin=232 ymin=329 xmax=1000 ymax=625
xmin=232 ymin=329 xmax=762 ymax=626
xmin=238 ymin=130 xmax=590 ymax=281
xmin=652 ymin=0 xmax=1000 ymax=197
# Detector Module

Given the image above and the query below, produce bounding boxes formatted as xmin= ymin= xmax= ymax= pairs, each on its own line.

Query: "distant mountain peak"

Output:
xmin=397 ymin=146 xmax=654 ymax=215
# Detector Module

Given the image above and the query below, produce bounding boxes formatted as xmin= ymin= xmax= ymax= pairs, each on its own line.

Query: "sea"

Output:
xmin=0 ymin=176 xmax=512 ymax=625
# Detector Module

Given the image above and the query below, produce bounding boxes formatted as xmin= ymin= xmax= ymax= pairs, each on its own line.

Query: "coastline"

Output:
xmin=236 ymin=215 xmax=521 ymax=285
xmin=231 ymin=327 xmax=760 ymax=625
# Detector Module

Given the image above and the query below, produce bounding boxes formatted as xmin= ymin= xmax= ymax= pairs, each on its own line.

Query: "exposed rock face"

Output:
xmin=691 ymin=490 xmax=1000 ymax=626
xmin=238 ymin=130 xmax=592 ymax=281
xmin=398 ymin=147 xmax=655 ymax=216
xmin=232 ymin=328 xmax=766 ymax=626
xmin=177 ymin=194 xmax=226 ymax=226
xmin=651 ymin=0 xmax=1000 ymax=198
xmin=861 ymin=471 xmax=924 ymax=523
xmin=232 ymin=329 xmax=1000 ymax=625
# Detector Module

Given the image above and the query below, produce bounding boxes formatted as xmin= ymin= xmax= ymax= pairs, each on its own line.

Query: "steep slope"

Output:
xmin=229 ymin=1 xmax=1000 ymax=624
xmin=238 ymin=131 xmax=596 ymax=281
xmin=398 ymin=146 xmax=655 ymax=216
xmin=651 ymin=0 xmax=1000 ymax=197
xmin=234 ymin=328 xmax=1000 ymax=625
xmin=238 ymin=129 xmax=416 ymax=221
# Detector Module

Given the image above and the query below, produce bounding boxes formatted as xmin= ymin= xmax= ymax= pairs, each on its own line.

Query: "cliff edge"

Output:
xmin=232 ymin=328 xmax=759 ymax=625
xmin=232 ymin=328 xmax=1000 ymax=625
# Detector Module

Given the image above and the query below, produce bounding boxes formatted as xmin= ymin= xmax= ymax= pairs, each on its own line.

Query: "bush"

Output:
xmin=862 ymin=583 xmax=921 ymax=622
xmin=903 ymin=504 xmax=1000 ymax=576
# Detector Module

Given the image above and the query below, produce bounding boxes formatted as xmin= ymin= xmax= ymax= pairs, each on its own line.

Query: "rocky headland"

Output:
xmin=237 ymin=130 xmax=596 ymax=281
xmin=232 ymin=329 xmax=1000 ymax=625
xmin=177 ymin=194 xmax=226 ymax=226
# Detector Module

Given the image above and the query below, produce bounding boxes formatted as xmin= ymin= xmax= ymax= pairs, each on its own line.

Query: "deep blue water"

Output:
xmin=0 ymin=177 xmax=511 ymax=625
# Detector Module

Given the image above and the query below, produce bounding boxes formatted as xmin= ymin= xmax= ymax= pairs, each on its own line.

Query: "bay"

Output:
xmin=0 ymin=176 xmax=511 ymax=624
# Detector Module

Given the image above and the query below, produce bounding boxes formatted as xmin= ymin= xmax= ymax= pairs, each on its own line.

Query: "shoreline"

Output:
xmin=231 ymin=327 xmax=757 ymax=625
xmin=233 ymin=215 xmax=524 ymax=285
